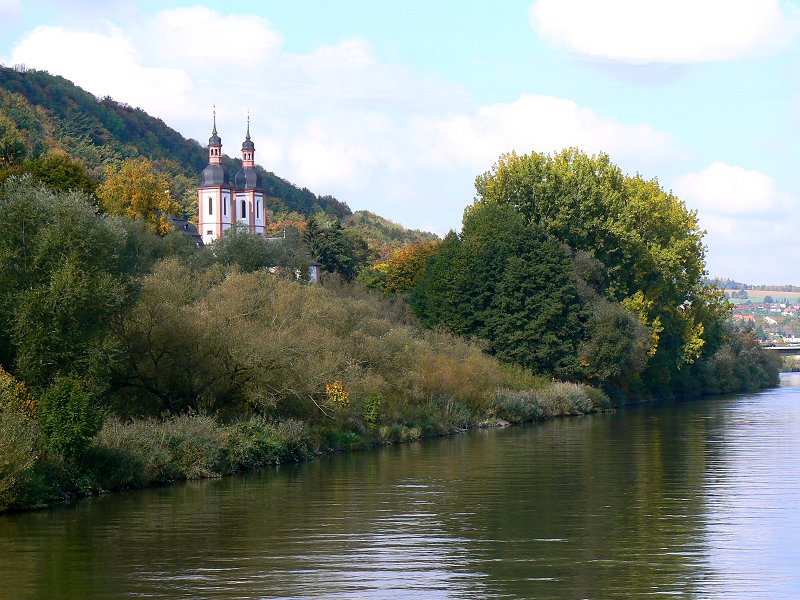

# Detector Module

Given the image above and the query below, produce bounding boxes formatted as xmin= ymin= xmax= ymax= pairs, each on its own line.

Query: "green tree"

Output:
xmin=38 ymin=377 xmax=102 ymax=462
xmin=304 ymin=215 xmax=369 ymax=281
xmin=413 ymin=203 xmax=588 ymax=379
xmin=0 ymin=177 xmax=130 ymax=390
xmin=473 ymin=149 xmax=715 ymax=394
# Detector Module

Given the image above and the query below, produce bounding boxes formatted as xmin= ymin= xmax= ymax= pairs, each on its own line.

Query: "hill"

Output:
xmin=344 ymin=210 xmax=438 ymax=260
xmin=0 ymin=65 xmax=350 ymax=222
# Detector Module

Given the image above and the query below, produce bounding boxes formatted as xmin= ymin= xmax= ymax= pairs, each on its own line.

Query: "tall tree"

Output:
xmin=96 ymin=158 xmax=180 ymax=234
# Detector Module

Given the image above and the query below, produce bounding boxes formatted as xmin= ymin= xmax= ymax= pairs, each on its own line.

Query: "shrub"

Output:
xmin=38 ymin=377 xmax=102 ymax=462
xmin=0 ymin=365 xmax=36 ymax=419
xmin=492 ymin=382 xmax=609 ymax=424
xmin=0 ymin=405 xmax=40 ymax=511
xmin=93 ymin=414 xmax=225 ymax=485
xmin=223 ymin=417 xmax=317 ymax=469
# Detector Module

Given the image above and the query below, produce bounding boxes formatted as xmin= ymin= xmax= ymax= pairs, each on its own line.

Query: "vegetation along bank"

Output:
xmin=0 ymin=66 xmax=780 ymax=512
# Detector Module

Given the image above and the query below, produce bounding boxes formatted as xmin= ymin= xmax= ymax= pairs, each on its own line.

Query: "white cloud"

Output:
xmin=4 ymin=7 xmax=678 ymax=243
xmin=9 ymin=25 xmax=193 ymax=120
xmin=674 ymin=161 xmax=792 ymax=217
xmin=530 ymin=0 xmax=797 ymax=63
xmin=149 ymin=7 xmax=281 ymax=65
xmin=673 ymin=163 xmax=799 ymax=283
xmin=422 ymin=94 xmax=675 ymax=171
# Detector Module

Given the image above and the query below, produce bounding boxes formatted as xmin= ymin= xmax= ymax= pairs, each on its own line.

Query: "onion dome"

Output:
xmin=202 ymin=163 xmax=229 ymax=186
xmin=234 ymin=167 xmax=262 ymax=189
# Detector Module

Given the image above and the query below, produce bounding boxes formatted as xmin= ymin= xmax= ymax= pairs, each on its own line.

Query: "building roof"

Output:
xmin=209 ymin=111 xmax=221 ymax=146
xmin=169 ymin=217 xmax=204 ymax=247
xmin=234 ymin=167 xmax=261 ymax=189
xmin=241 ymin=117 xmax=255 ymax=151
xmin=202 ymin=163 xmax=229 ymax=186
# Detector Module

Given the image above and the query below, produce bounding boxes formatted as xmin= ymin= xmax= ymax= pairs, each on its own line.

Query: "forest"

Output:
xmin=0 ymin=67 xmax=781 ymax=513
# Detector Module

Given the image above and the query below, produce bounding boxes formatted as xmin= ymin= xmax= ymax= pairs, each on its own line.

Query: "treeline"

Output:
xmin=364 ymin=149 xmax=781 ymax=401
xmin=0 ymin=66 xmax=351 ymax=222
xmin=708 ymin=277 xmax=800 ymax=293
xmin=0 ymin=66 xmax=434 ymax=253
xmin=0 ymin=175 xmax=609 ymax=512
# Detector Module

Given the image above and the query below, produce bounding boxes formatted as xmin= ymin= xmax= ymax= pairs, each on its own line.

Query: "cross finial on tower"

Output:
xmin=246 ymin=110 xmax=251 ymax=140
xmin=212 ymin=104 xmax=218 ymax=135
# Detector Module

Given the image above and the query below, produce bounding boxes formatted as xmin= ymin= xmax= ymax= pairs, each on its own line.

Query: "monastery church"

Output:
xmin=197 ymin=113 xmax=267 ymax=246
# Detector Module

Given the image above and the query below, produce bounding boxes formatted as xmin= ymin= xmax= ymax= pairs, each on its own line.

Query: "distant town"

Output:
xmin=726 ymin=289 xmax=800 ymax=342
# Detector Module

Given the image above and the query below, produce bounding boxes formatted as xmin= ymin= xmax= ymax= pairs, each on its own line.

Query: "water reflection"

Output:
xmin=2 ymin=378 xmax=800 ymax=598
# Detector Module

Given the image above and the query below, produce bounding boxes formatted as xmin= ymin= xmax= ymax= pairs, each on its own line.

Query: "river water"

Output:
xmin=2 ymin=374 xmax=800 ymax=599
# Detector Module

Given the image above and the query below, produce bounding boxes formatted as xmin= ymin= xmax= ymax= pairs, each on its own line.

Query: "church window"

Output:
xmin=256 ymin=200 xmax=260 ymax=219
xmin=223 ymin=199 xmax=227 ymax=216
xmin=241 ymin=199 xmax=246 ymax=217
xmin=208 ymin=197 xmax=213 ymax=214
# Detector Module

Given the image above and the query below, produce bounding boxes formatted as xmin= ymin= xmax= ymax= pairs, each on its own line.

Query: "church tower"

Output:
xmin=234 ymin=115 xmax=266 ymax=236
xmin=197 ymin=109 xmax=234 ymax=245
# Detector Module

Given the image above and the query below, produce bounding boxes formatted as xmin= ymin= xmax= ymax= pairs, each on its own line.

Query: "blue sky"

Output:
xmin=1 ymin=0 xmax=798 ymax=284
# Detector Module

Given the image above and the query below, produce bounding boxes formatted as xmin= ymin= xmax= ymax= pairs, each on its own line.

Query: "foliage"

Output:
xmin=467 ymin=148 xmax=728 ymax=396
xmin=0 ymin=365 xmax=36 ymax=419
xmin=96 ymin=157 xmax=180 ymax=234
xmin=413 ymin=203 xmax=588 ymax=379
xmin=0 ymin=111 xmax=27 ymax=166
xmin=0 ymin=152 xmax=98 ymax=194
xmin=0 ymin=403 xmax=40 ymax=511
xmin=326 ymin=381 xmax=350 ymax=408
xmin=380 ymin=240 xmax=441 ymax=294
xmin=492 ymin=383 xmax=611 ymax=424
xmin=38 ymin=377 xmax=102 ymax=462
xmin=304 ymin=214 xmax=370 ymax=281
xmin=0 ymin=66 xmax=353 ymax=222
xmin=344 ymin=210 xmax=438 ymax=260
xmin=698 ymin=329 xmax=782 ymax=394
xmin=210 ymin=224 xmax=311 ymax=275
xmin=0 ymin=177 xmax=132 ymax=389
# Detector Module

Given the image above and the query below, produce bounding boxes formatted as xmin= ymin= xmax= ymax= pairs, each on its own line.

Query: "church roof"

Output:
xmin=234 ymin=167 xmax=261 ymax=189
xmin=209 ymin=110 xmax=221 ymax=146
xmin=241 ymin=117 xmax=255 ymax=151
xmin=202 ymin=163 xmax=229 ymax=186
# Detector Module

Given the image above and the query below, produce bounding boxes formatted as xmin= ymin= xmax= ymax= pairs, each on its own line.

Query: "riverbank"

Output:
xmin=2 ymin=381 xmax=610 ymax=513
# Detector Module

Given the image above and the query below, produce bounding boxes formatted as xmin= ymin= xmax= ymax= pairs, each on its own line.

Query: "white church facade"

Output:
xmin=197 ymin=114 xmax=267 ymax=246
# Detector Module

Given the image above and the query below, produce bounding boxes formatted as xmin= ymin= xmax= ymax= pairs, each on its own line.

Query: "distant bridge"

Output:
xmin=762 ymin=344 xmax=800 ymax=356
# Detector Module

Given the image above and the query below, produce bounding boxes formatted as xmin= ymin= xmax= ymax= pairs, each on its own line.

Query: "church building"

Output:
xmin=197 ymin=113 xmax=267 ymax=245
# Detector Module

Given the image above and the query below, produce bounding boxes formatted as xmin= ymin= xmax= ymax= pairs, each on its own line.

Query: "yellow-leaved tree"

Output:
xmin=97 ymin=158 xmax=180 ymax=234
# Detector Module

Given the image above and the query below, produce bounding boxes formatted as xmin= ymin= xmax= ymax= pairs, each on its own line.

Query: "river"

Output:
xmin=2 ymin=374 xmax=799 ymax=599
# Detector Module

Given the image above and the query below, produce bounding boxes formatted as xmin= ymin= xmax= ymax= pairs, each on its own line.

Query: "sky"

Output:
xmin=1 ymin=0 xmax=798 ymax=285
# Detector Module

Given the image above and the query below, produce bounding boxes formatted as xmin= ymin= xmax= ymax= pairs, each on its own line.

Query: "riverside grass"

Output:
xmin=2 ymin=380 xmax=610 ymax=512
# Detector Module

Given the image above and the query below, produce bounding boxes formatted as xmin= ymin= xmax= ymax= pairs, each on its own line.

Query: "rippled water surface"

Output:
xmin=2 ymin=374 xmax=800 ymax=598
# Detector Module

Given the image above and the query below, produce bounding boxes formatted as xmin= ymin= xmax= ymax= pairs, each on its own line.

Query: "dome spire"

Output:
xmin=209 ymin=105 xmax=222 ymax=148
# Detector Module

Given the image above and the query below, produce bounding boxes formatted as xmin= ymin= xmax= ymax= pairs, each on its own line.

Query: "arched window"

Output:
xmin=223 ymin=199 xmax=227 ymax=216
xmin=256 ymin=200 xmax=260 ymax=219
xmin=208 ymin=197 xmax=213 ymax=214
xmin=241 ymin=199 xmax=246 ymax=217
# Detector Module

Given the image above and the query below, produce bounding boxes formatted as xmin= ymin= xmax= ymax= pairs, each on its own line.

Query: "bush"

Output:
xmin=223 ymin=417 xmax=317 ymax=469
xmin=38 ymin=377 xmax=102 ymax=462
xmin=492 ymin=382 xmax=609 ymax=424
xmin=93 ymin=415 xmax=225 ymax=486
xmin=0 ymin=405 xmax=40 ymax=511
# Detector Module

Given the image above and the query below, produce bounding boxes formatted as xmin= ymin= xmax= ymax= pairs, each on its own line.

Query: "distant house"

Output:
xmin=169 ymin=217 xmax=203 ymax=247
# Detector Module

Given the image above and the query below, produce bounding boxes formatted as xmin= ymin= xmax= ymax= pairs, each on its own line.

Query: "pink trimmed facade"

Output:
xmin=197 ymin=115 xmax=267 ymax=245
